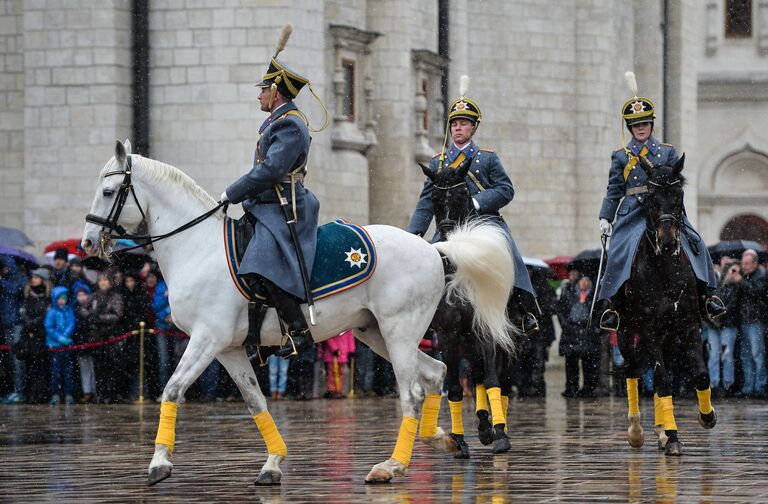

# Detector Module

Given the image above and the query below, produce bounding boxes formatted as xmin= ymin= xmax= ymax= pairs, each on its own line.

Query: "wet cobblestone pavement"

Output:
xmin=1 ymin=387 xmax=767 ymax=502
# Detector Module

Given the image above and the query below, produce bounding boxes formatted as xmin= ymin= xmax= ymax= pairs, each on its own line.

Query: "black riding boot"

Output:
xmin=599 ymin=295 xmax=623 ymax=332
xmin=508 ymin=289 xmax=540 ymax=335
xmin=697 ymin=282 xmax=726 ymax=323
xmin=260 ymin=279 xmax=315 ymax=359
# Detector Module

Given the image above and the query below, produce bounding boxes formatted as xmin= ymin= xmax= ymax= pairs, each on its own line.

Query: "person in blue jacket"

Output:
xmin=407 ymin=76 xmax=539 ymax=334
xmin=597 ymin=72 xmax=725 ymax=331
xmin=1 ymin=254 xmax=28 ymax=404
xmin=45 ymin=286 xmax=76 ymax=404
xmin=220 ymin=25 xmax=328 ymax=359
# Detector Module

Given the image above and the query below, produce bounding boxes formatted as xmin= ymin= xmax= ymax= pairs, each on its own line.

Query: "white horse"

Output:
xmin=81 ymin=140 xmax=516 ymax=487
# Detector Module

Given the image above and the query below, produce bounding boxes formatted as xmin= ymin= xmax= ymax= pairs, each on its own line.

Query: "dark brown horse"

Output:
xmin=617 ymin=154 xmax=717 ymax=456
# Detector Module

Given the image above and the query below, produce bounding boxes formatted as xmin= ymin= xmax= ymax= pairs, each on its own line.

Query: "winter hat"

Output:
xmin=31 ymin=268 xmax=51 ymax=281
xmin=54 ymin=247 xmax=69 ymax=261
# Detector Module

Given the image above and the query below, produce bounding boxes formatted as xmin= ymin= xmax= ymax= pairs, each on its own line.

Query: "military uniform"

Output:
xmin=598 ymin=73 xmax=723 ymax=330
xmin=223 ymin=25 xmax=328 ymax=358
xmin=597 ymin=137 xmax=717 ymax=301
xmin=408 ymin=142 xmax=535 ymax=296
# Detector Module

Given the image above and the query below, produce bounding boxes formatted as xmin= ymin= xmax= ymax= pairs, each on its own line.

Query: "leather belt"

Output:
xmin=625 ymin=186 xmax=647 ymax=196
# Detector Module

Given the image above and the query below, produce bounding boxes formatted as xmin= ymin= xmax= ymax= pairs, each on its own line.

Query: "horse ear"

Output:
xmin=672 ymin=153 xmax=685 ymax=175
xmin=115 ymin=140 xmax=127 ymax=165
xmin=124 ymin=139 xmax=132 ymax=155
xmin=418 ymin=162 xmax=436 ymax=182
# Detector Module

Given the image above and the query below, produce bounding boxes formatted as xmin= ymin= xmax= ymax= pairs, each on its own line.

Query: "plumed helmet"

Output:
xmin=621 ymin=71 xmax=655 ymax=127
xmin=448 ymin=75 xmax=482 ymax=124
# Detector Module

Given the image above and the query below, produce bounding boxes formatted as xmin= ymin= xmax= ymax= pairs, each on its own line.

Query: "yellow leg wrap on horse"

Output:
xmin=449 ymin=400 xmax=465 ymax=435
xmin=626 ymin=378 xmax=640 ymax=416
xmin=486 ymin=387 xmax=505 ymax=427
xmin=696 ymin=387 xmax=713 ymax=415
xmin=391 ymin=416 xmax=419 ymax=467
xmin=155 ymin=401 xmax=178 ymax=451
xmin=419 ymin=394 xmax=441 ymax=438
xmin=659 ymin=395 xmax=678 ymax=431
xmin=653 ymin=393 xmax=663 ymax=426
xmin=475 ymin=384 xmax=488 ymax=413
xmin=254 ymin=410 xmax=287 ymax=456
xmin=501 ymin=395 xmax=510 ymax=433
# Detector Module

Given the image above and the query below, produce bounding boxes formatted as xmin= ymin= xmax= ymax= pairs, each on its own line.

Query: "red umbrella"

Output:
xmin=544 ymin=255 xmax=573 ymax=280
xmin=43 ymin=239 xmax=86 ymax=258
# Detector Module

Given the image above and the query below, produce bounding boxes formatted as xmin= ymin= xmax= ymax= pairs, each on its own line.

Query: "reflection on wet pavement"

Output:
xmin=1 ymin=386 xmax=766 ymax=502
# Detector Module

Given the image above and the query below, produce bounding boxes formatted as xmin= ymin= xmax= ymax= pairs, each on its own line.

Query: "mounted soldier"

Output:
xmin=220 ymin=25 xmax=329 ymax=359
xmin=597 ymin=71 xmax=725 ymax=331
xmin=408 ymin=76 xmax=539 ymax=334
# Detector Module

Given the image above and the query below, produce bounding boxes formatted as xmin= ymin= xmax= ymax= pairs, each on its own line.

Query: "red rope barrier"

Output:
xmin=0 ymin=326 xmax=189 ymax=353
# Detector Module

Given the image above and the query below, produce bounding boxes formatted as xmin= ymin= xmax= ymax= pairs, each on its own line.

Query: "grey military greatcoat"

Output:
xmin=597 ymin=136 xmax=717 ymax=301
xmin=407 ymin=141 xmax=535 ymax=296
xmin=226 ymin=101 xmax=319 ymax=299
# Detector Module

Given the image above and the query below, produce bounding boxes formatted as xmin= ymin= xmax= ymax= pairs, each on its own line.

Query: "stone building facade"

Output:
xmin=0 ymin=0 xmax=763 ymax=258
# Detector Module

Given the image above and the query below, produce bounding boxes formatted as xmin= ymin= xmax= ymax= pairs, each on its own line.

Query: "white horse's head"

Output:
xmin=82 ymin=139 xmax=148 ymax=257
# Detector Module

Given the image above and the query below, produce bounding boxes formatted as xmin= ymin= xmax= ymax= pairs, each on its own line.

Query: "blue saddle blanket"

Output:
xmin=224 ymin=217 xmax=377 ymax=301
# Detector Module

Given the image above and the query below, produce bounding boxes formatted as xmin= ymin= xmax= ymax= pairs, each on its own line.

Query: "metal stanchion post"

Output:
xmin=348 ymin=356 xmax=355 ymax=398
xmin=138 ymin=321 xmax=146 ymax=404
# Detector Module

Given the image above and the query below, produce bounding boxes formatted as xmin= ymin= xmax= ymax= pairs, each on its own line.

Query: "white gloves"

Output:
xmin=472 ymin=198 xmax=480 ymax=211
xmin=599 ymin=218 xmax=612 ymax=237
xmin=219 ymin=191 xmax=229 ymax=203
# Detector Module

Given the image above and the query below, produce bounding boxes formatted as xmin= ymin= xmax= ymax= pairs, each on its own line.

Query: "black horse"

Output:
xmin=616 ymin=154 xmax=716 ymax=456
xmin=419 ymin=159 xmax=517 ymax=457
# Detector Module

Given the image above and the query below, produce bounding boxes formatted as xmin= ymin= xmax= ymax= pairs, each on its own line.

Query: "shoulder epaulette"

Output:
xmin=432 ymin=152 xmax=442 ymax=159
xmin=613 ymin=146 xmax=624 ymax=153
xmin=661 ymin=142 xmax=674 ymax=147
xmin=479 ymin=148 xmax=495 ymax=153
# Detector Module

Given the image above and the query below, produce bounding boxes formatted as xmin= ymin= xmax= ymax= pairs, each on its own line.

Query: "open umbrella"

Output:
xmin=43 ymin=239 xmax=86 ymax=258
xmin=545 ymin=255 xmax=573 ymax=280
xmin=707 ymin=240 xmax=766 ymax=264
xmin=566 ymin=248 xmax=602 ymax=279
xmin=523 ymin=256 xmax=550 ymax=271
xmin=0 ymin=245 xmax=39 ymax=270
xmin=0 ymin=227 xmax=33 ymax=248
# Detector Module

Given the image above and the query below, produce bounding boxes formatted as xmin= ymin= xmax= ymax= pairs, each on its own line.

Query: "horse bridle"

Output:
xmin=643 ymin=179 xmax=682 ymax=256
xmin=85 ymin=155 xmax=226 ymax=256
xmin=432 ymin=180 xmax=477 ymax=236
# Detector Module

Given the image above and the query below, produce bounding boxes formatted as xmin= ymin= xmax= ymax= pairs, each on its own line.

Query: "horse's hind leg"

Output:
xmin=360 ymin=320 xmax=427 ymax=484
xmin=217 ymin=347 xmax=287 ymax=486
xmin=683 ymin=325 xmax=717 ymax=430
xmin=618 ymin=329 xmax=644 ymax=448
xmin=148 ymin=336 xmax=219 ymax=486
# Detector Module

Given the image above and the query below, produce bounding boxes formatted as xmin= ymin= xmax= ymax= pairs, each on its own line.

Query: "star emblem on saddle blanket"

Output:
xmin=344 ymin=248 xmax=367 ymax=268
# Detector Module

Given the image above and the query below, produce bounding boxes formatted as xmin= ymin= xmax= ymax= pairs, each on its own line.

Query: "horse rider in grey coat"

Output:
xmin=597 ymin=72 xmax=725 ymax=332
xmin=407 ymin=77 xmax=539 ymax=334
xmin=220 ymin=27 xmax=327 ymax=358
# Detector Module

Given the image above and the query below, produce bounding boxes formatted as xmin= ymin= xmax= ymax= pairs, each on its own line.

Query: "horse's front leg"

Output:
xmin=617 ymin=328 xmax=644 ymax=448
xmin=646 ymin=341 xmax=683 ymax=456
xmin=147 ymin=336 xmax=219 ymax=486
xmin=434 ymin=343 xmax=469 ymax=458
xmin=217 ymin=347 xmax=287 ymax=485
xmin=478 ymin=342 xmax=510 ymax=454
xmin=683 ymin=324 xmax=717 ymax=430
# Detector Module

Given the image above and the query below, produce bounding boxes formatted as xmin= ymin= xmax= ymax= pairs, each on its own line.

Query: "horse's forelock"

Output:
xmin=651 ymin=164 xmax=686 ymax=187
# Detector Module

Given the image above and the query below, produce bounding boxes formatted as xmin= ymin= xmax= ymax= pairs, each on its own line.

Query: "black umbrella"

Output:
xmin=707 ymin=240 xmax=766 ymax=263
xmin=0 ymin=227 xmax=33 ymax=248
xmin=566 ymin=248 xmax=602 ymax=279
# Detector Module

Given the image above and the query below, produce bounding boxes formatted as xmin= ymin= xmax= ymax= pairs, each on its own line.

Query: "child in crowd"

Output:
xmin=318 ymin=330 xmax=355 ymax=399
xmin=44 ymin=286 xmax=76 ymax=405
xmin=74 ymin=284 xmax=96 ymax=403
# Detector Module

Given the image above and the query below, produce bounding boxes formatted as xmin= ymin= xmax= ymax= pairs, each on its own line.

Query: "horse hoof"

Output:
xmin=421 ymin=427 xmax=459 ymax=453
xmin=698 ymin=409 xmax=717 ymax=430
xmin=147 ymin=465 xmax=173 ymax=487
xmin=665 ymin=440 xmax=683 ymax=456
xmin=364 ymin=469 xmax=393 ymax=484
xmin=254 ymin=470 xmax=282 ymax=486
xmin=477 ymin=412 xmax=493 ymax=446
xmin=449 ymin=433 xmax=470 ymax=459
xmin=627 ymin=422 xmax=644 ymax=448
xmin=654 ymin=425 xmax=668 ymax=450
xmin=492 ymin=425 xmax=510 ymax=454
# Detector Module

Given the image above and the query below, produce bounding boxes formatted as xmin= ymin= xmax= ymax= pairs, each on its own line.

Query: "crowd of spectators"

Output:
xmin=2 ymin=246 xmax=767 ymax=406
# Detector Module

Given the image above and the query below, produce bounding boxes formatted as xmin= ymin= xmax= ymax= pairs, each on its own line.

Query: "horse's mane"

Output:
xmin=651 ymin=164 xmax=687 ymax=187
xmin=100 ymin=155 xmax=217 ymax=208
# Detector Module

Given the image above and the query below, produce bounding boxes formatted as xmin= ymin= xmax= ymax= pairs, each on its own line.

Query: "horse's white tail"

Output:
xmin=433 ymin=221 xmax=517 ymax=354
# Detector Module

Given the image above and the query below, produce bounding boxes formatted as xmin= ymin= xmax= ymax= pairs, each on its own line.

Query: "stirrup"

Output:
xmin=278 ymin=331 xmax=300 ymax=359
xmin=705 ymin=295 xmax=726 ymax=320
xmin=253 ymin=346 xmax=268 ymax=367
xmin=521 ymin=312 xmax=539 ymax=335
xmin=599 ymin=309 xmax=620 ymax=332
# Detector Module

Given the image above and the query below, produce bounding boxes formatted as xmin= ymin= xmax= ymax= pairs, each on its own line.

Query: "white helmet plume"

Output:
xmin=459 ymin=75 xmax=470 ymax=97
xmin=274 ymin=24 xmax=293 ymax=58
xmin=624 ymin=71 xmax=638 ymax=98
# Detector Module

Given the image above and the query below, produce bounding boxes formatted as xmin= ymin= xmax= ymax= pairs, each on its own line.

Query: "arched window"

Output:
xmin=720 ymin=214 xmax=768 ymax=244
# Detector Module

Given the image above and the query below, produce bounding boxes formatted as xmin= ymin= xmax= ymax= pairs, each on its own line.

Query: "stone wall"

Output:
xmin=0 ymin=0 xmax=23 ymax=228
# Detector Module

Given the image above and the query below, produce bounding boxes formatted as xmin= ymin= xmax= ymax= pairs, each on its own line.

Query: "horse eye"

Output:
xmin=103 ymin=189 xmax=114 ymax=197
